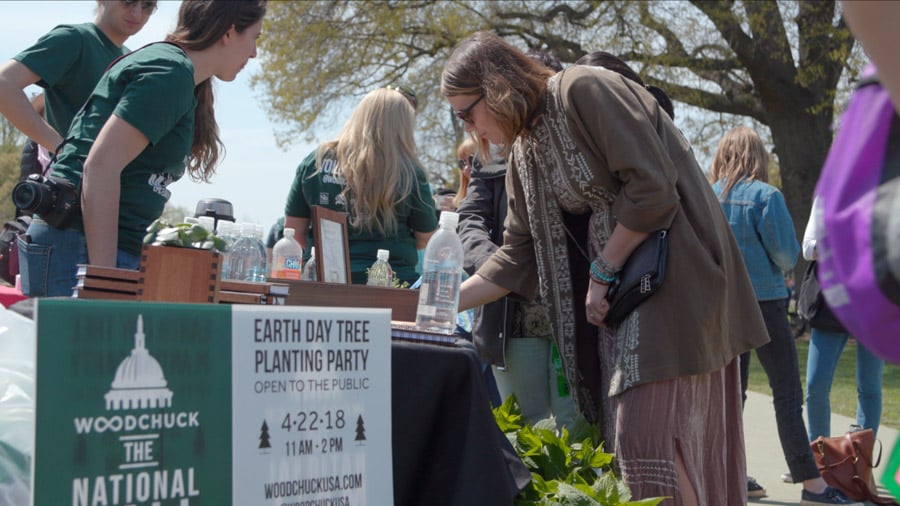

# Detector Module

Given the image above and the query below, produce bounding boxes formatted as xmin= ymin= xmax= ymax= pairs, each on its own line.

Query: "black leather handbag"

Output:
xmin=604 ymin=230 xmax=669 ymax=325
xmin=797 ymin=260 xmax=848 ymax=333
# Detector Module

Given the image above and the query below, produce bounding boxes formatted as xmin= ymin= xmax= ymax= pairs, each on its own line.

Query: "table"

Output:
xmin=391 ymin=340 xmax=531 ymax=505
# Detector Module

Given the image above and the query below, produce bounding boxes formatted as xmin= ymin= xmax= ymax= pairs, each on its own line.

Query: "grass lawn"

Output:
xmin=746 ymin=337 xmax=900 ymax=430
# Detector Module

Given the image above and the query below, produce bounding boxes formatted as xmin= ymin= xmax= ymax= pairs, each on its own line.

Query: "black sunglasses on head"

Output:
xmin=386 ymin=85 xmax=418 ymax=111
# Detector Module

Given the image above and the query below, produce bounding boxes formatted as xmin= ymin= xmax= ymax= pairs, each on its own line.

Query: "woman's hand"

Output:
xmin=586 ymin=279 xmax=611 ymax=326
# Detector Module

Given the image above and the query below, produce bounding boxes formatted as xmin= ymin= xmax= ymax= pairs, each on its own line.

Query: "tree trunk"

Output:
xmin=766 ymin=102 xmax=833 ymax=282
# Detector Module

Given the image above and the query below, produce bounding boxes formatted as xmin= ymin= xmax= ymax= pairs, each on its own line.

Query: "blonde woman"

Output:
xmin=711 ymin=126 xmax=857 ymax=505
xmin=284 ymin=88 xmax=438 ymax=284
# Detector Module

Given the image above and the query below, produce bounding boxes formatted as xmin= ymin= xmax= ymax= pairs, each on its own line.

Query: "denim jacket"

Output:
xmin=713 ymin=179 xmax=800 ymax=301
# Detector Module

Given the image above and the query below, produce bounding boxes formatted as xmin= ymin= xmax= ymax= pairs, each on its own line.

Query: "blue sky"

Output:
xmin=2 ymin=0 xmax=330 ymax=230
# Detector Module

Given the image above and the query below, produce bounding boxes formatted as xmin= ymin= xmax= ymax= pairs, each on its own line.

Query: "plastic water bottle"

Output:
xmin=366 ymin=249 xmax=394 ymax=287
xmin=270 ymin=227 xmax=303 ymax=280
xmin=250 ymin=224 xmax=268 ymax=282
xmin=302 ymin=247 xmax=318 ymax=281
xmin=415 ymin=211 xmax=464 ymax=334
xmin=224 ymin=222 xmax=267 ymax=282
xmin=216 ymin=221 xmax=237 ymax=279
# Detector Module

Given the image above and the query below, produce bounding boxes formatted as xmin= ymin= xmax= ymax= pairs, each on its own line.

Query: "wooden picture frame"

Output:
xmin=311 ymin=205 xmax=351 ymax=284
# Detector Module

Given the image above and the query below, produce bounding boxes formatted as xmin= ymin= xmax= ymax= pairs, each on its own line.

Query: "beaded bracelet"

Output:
xmin=593 ymin=252 xmax=620 ymax=276
xmin=589 ymin=261 xmax=617 ymax=285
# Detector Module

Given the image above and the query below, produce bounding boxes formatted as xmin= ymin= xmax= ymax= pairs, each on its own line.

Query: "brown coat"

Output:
xmin=477 ymin=65 xmax=768 ymax=422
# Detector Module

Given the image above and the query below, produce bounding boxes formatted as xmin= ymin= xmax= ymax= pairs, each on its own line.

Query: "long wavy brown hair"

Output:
xmin=710 ymin=126 xmax=770 ymax=200
xmin=441 ymin=31 xmax=555 ymax=159
xmin=166 ymin=0 xmax=267 ymax=182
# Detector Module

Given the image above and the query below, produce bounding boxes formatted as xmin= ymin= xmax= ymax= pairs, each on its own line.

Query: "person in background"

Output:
xmin=16 ymin=0 xmax=267 ymax=297
xmin=444 ymin=31 xmax=766 ymax=504
xmin=0 ymin=0 xmax=157 ymax=154
xmin=802 ymin=196 xmax=884 ymax=441
xmin=452 ymin=137 xmax=477 ymax=210
xmin=526 ymin=48 xmax=563 ymax=73
xmin=711 ymin=126 xmax=859 ymax=505
xmin=575 ymin=51 xmax=675 ymax=121
xmin=457 ymin=151 xmax=581 ymax=430
xmin=284 ymin=88 xmax=438 ymax=285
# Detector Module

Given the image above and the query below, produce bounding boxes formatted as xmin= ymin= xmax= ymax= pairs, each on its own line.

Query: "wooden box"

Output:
xmin=279 ymin=280 xmax=419 ymax=321
xmin=138 ymin=245 xmax=221 ymax=303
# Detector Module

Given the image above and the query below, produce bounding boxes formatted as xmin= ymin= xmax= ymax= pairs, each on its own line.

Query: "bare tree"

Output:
xmin=254 ymin=0 xmax=862 ymax=257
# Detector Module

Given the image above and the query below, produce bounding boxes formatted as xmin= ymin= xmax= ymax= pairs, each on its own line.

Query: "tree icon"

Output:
xmin=355 ymin=414 xmax=366 ymax=442
xmin=259 ymin=420 xmax=271 ymax=450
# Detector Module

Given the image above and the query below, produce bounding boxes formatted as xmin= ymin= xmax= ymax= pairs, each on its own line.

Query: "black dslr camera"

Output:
xmin=12 ymin=174 xmax=81 ymax=229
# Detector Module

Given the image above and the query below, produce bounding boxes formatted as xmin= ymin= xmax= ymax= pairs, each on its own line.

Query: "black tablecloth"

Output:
xmin=391 ymin=340 xmax=531 ymax=506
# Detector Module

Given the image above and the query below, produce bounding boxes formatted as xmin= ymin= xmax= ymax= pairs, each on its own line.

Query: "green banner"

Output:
xmin=34 ymin=300 xmax=232 ymax=505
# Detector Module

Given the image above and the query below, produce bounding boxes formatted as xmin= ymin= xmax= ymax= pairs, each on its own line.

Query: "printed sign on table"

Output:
xmin=31 ymin=299 xmax=392 ymax=506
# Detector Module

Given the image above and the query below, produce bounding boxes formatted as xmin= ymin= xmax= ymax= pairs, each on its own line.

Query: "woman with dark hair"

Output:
xmin=17 ymin=0 xmax=267 ymax=297
xmin=443 ymin=31 xmax=768 ymax=504
xmin=576 ymin=51 xmax=675 ymax=121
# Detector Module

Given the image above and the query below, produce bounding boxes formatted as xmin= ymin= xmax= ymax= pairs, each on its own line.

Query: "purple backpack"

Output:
xmin=816 ymin=63 xmax=900 ymax=363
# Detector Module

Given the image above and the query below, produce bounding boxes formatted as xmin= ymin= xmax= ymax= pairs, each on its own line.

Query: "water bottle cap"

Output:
xmin=284 ymin=227 xmax=295 ymax=238
xmin=218 ymin=221 xmax=234 ymax=235
xmin=309 ymin=246 xmax=316 ymax=258
xmin=377 ymin=249 xmax=390 ymax=261
xmin=439 ymin=211 xmax=459 ymax=230
xmin=197 ymin=216 xmax=215 ymax=232
xmin=238 ymin=222 xmax=255 ymax=236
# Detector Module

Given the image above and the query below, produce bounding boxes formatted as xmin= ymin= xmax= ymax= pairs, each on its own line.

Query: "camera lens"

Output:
xmin=12 ymin=182 xmax=38 ymax=210
xmin=12 ymin=180 xmax=49 ymax=212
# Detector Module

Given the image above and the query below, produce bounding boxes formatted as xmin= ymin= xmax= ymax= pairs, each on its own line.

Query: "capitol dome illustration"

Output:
xmin=105 ymin=315 xmax=174 ymax=410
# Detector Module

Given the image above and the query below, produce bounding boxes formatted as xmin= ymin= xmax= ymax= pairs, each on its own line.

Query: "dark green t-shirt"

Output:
xmin=284 ymin=150 xmax=438 ymax=284
xmin=14 ymin=23 xmax=128 ymax=138
xmin=51 ymin=43 xmax=196 ymax=255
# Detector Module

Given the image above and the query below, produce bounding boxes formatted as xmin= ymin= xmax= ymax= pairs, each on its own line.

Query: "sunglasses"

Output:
xmin=386 ymin=84 xmax=418 ymax=111
xmin=121 ymin=0 xmax=158 ymax=12
xmin=454 ymin=95 xmax=484 ymax=125
xmin=457 ymin=155 xmax=474 ymax=170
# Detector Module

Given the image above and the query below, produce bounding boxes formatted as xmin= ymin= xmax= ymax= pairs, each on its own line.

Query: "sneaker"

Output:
xmin=781 ymin=472 xmax=793 ymax=483
xmin=800 ymin=486 xmax=864 ymax=505
xmin=747 ymin=477 xmax=767 ymax=498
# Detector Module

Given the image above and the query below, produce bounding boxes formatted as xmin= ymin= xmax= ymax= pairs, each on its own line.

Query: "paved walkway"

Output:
xmin=744 ymin=390 xmax=898 ymax=505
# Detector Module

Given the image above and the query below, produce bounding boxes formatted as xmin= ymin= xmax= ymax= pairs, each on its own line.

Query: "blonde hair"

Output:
xmin=316 ymin=88 xmax=422 ymax=236
xmin=453 ymin=137 xmax=477 ymax=208
xmin=441 ymin=31 xmax=555 ymax=159
xmin=710 ymin=126 xmax=769 ymax=199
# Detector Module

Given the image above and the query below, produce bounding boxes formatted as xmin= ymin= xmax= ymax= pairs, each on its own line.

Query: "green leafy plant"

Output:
xmin=143 ymin=218 xmax=227 ymax=251
xmin=362 ymin=267 xmax=410 ymax=289
xmin=493 ymin=396 xmax=664 ymax=506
